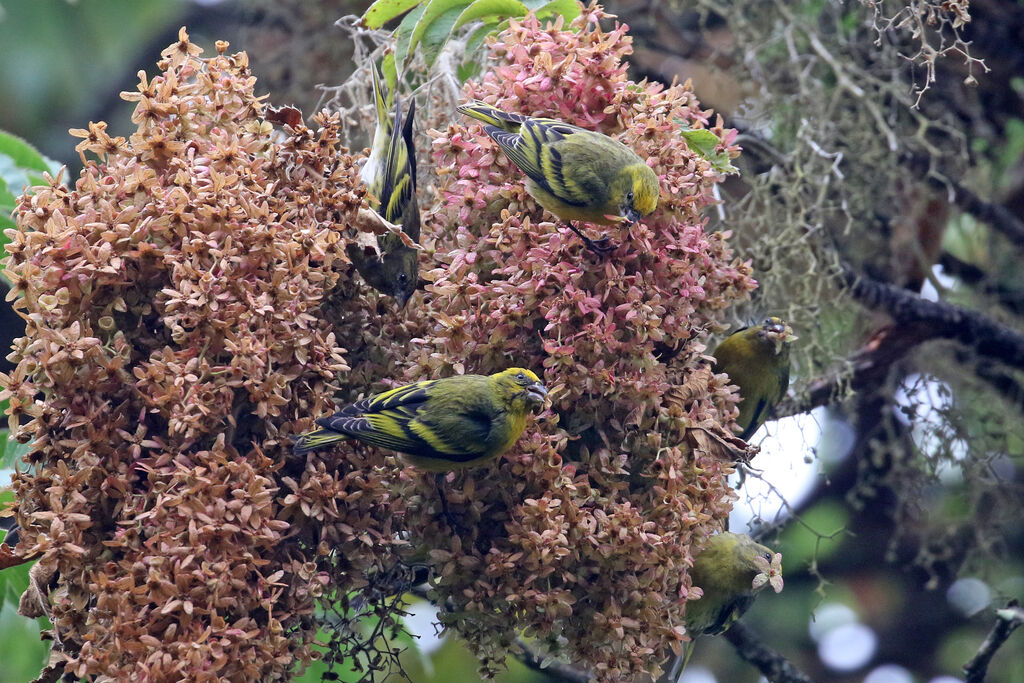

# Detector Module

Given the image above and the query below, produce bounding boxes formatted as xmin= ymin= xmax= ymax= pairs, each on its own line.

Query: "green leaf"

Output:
xmin=380 ymin=53 xmax=398 ymax=95
xmin=421 ymin=6 xmax=468 ymax=67
xmin=453 ymin=0 xmax=527 ymax=30
xmin=465 ymin=21 xmax=496 ymax=55
xmin=408 ymin=0 xmax=472 ymax=60
xmin=363 ymin=0 xmax=424 ymax=29
xmin=0 ymin=181 xmax=14 ymax=232
xmin=534 ymin=0 xmax=581 ymax=23
xmin=0 ymin=132 xmax=51 ymax=175
xmin=0 ymin=431 xmax=32 ymax=471
xmin=677 ymin=124 xmax=739 ymax=175
xmin=395 ymin=4 xmax=427 ymax=67
xmin=0 ymin=131 xmax=61 ymax=206
xmin=0 ymin=176 xmax=13 ymax=206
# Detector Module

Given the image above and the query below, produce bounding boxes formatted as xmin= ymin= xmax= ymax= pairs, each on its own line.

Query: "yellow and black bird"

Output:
xmin=293 ymin=368 xmax=548 ymax=471
xmin=457 ymin=100 xmax=660 ymax=252
xmin=712 ymin=317 xmax=795 ymax=441
xmin=670 ymin=531 xmax=783 ymax=678
xmin=349 ymin=65 xmax=420 ymax=306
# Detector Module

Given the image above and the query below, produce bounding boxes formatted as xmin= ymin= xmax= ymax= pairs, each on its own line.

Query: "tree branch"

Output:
xmin=963 ymin=600 xmax=1023 ymax=683
xmin=928 ymin=173 xmax=1024 ymax=247
xmin=839 ymin=264 xmax=1024 ymax=370
xmin=723 ymin=621 xmax=812 ymax=683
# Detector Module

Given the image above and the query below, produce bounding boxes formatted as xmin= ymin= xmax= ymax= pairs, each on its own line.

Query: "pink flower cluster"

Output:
xmin=391 ymin=6 xmax=758 ymax=679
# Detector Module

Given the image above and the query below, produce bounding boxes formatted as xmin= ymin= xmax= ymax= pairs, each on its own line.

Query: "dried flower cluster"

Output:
xmin=0 ymin=30 xmax=393 ymax=680
xmin=384 ymin=6 xmax=757 ymax=679
xmin=2 ymin=7 xmax=757 ymax=682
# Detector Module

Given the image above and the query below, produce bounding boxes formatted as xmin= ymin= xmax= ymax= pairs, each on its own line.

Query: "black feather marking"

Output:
xmin=373 ymin=385 xmax=431 ymax=411
xmin=776 ymin=365 xmax=791 ymax=405
xmin=740 ymin=398 xmax=770 ymax=440
xmin=546 ymin=146 xmax=567 ymax=196
xmin=403 ymin=98 xmax=417 ymax=192
xmin=533 ymin=119 xmax=571 ymax=144
xmin=378 ymin=92 xmax=416 ymax=226
xmin=705 ymin=595 xmax=755 ymax=636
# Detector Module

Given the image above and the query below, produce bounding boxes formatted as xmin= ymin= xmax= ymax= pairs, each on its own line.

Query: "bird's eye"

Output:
xmin=516 ymin=372 xmax=526 ymax=380
xmin=627 ymin=190 xmax=634 ymax=203
xmin=399 ymin=273 xmax=408 ymax=283
xmin=763 ymin=551 xmax=773 ymax=561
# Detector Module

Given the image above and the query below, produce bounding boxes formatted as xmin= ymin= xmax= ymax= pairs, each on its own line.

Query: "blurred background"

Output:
xmin=1 ymin=1 xmax=1022 ymax=682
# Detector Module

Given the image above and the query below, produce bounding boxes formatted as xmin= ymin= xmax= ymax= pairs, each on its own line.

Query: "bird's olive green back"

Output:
xmin=712 ymin=325 xmax=791 ymax=440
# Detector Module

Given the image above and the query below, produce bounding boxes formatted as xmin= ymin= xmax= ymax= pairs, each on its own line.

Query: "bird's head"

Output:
xmin=755 ymin=317 xmax=797 ymax=356
xmin=616 ymin=163 xmax=660 ymax=224
xmin=734 ymin=535 xmax=785 ymax=595
xmin=490 ymin=368 xmax=549 ymax=414
xmin=383 ymin=248 xmax=419 ymax=308
xmin=698 ymin=532 xmax=784 ymax=595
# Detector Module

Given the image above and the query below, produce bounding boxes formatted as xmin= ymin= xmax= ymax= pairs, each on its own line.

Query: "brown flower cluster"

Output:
xmin=364 ymin=6 xmax=758 ymax=680
xmin=2 ymin=7 xmax=758 ymax=681
xmin=0 ymin=29 xmax=396 ymax=680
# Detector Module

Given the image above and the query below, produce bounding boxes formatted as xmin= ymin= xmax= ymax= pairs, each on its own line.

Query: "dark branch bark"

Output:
xmin=723 ymin=621 xmax=812 ymax=683
xmin=938 ymin=252 xmax=1024 ymax=316
xmin=963 ymin=600 xmax=1023 ymax=683
xmin=511 ymin=639 xmax=593 ymax=683
xmin=929 ymin=174 xmax=1024 ymax=247
xmin=839 ymin=264 xmax=1024 ymax=369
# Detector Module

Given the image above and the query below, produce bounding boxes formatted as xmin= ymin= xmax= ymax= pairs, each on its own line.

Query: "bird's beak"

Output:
xmin=525 ymin=382 xmax=549 ymax=411
xmin=762 ymin=318 xmax=797 ymax=353
xmin=623 ymin=208 xmax=642 ymax=225
xmin=395 ymin=291 xmax=410 ymax=309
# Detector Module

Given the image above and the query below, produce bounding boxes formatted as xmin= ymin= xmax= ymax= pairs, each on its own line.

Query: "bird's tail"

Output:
xmin=292 ymin=429 xmax=348 ymax=455
xmin=379 ymin=89 xmax=418 ymax=231
xmin=456 ymin=100 xmax=527 ymax=133
xmin=371 ymin=62 xmax=390 ymax=132
xmin=360 ymin=63 xmax=394 ymax=196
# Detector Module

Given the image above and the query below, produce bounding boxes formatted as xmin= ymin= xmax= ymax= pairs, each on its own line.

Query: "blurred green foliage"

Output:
xmin=0 ymin=0 xmax=189 ymax=163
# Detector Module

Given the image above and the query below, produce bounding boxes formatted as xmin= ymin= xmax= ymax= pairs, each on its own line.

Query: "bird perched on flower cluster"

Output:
xmin=712 ymin=317 xmax=796 ymax=441
xmin=293 ymin=368 xmax=548 ymax=471
xmin=457 ymin=100 xmax=660 ymax=253
xmin=348 ymin=64 xmax=420 ymax=307
xmin=669 ymin=531 xmax=784 ymax=678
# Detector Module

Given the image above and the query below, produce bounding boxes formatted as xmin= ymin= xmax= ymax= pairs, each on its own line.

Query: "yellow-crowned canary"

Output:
xmin=671 ymin=532 xmax=784 ymax=678
xmin=293 ymin=368 xmax=548 ymax=471
xmin=712 ymin=317 xmax=796 ymax=441
xmin=349 ymin=64 xmax=420 ymax=307
xmin=457 ymin=100 xmax=660 ymax=253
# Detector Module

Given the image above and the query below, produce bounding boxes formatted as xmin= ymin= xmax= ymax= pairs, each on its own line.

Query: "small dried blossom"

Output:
xmin=1 ymin=28 xmax=393 ymax=681
xmin=2 ymin=5 xmax=761 ymax=682
xmin=752 ymin=552 xmax=785 ymax=593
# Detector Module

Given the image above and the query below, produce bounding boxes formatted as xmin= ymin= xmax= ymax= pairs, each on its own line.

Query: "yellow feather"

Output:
xmin=712 ymin=317 xmax=795 ymax=440
xmin=457 ymin=101 xmax=660 ymax=248
xmin=293 ymin=368 xmax=548 ymax=471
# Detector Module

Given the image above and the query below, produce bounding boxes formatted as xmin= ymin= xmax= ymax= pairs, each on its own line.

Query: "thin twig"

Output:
xmin=963 ymin=600 xmax=1023 ymax=683
xmin=723 ymin=621 xmax=812 ymax=683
